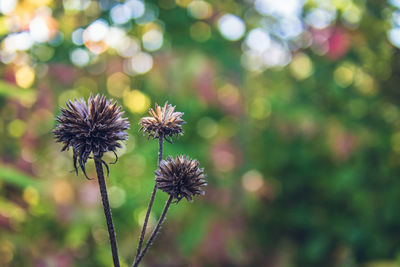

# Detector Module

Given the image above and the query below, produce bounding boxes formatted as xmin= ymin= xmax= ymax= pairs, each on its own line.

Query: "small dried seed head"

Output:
xmin=139 ymin=102 xmax=185 ymax=142
xmin=155 ymin=155 xmax=207 ymax=202
xmin=53 ymin=94 xmax=129 ymax=178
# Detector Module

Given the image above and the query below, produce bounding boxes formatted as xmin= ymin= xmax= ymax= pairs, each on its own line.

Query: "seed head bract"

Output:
xmin=155 ymin=155 xmax=207 ymax=202
xmin=53 ymin=94 xmax=129 ymax=178
xmin=139 ymin=102 xmax=185 ymax=142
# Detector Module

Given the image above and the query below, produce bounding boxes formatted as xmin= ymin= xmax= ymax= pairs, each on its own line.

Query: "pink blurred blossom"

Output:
xmin=311 ymin=26 xmax=350 ymax=60
xmin=210 ymin=139 xmax=243 ymax=172
xmin=195 ymin=63 xmax=218 ymax=104
xmin=49 ymin=64 xmax=78 ymax=86
xmin=326 ymin=27 xmax=350 ymax=60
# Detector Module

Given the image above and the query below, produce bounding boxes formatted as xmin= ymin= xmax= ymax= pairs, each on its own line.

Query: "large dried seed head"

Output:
xmin=155 ymin=155 xmax=207 ymax=202
xmin=53 ymin=94 xmax=130 ymax=178
xmin=139 ymin=102 xmax=185 ymax=142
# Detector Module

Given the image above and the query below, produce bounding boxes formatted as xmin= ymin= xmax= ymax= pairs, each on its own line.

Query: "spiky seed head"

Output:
xmin=53 ymin=94 xmax=130 ymax=178
xmin=155 ymin=155 xmax=207 ymax=202
xmin=139 ymin=102 xmax=185 ymax=142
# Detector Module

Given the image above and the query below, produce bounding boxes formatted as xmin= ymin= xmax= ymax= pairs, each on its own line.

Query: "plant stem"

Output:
xmin=158 ymin=133 xmax=164 ymax=164
xmin=135 ymin=134 xmax=164 ymax=259
xmin=133 ymin=195 xmax=173 ymax=267
xmin=94 ymin=157 xmax=120 ymax=267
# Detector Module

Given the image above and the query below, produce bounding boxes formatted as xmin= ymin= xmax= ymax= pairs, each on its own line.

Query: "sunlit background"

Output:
xmin=1 ymin=0 xmax=400 ymax=266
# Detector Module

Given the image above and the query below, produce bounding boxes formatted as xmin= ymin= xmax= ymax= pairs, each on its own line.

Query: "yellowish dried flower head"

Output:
xmin=139 ymin=102 xmax=185 ymax=142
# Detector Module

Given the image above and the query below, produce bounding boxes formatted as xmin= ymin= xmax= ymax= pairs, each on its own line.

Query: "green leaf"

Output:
xmin=0 ymin=81 xmax=36 ymax=100
xmin=0 ymin=164 xmax=40 ymax=189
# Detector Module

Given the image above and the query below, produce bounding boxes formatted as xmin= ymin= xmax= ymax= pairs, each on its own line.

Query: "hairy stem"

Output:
xmin=135 ymin=134 xmax=164 ymax=259
xmin=94 ymin=157 xmax=120 ymax=267
xmin=158 ymin=133 xmax=164 ymax=164
xmin=133 ymin=195 xmax=173 ymax=267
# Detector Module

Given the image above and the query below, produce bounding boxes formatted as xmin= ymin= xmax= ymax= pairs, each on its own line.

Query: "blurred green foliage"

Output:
xmin=2 ymin=0 xmax=400 ymax=266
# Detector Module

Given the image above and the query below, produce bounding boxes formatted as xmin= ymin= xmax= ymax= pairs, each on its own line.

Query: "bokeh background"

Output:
xmin=2 ymin=0 xmax=400 ymax=266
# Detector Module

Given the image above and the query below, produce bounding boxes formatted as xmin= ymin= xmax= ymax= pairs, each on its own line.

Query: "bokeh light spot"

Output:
xmin=8 ymin=119 xmax=26 ymax=138
xmin=187 ymin=0 xmax=212 ymax=20
xmin=190 ymin=21 xmax=211 ymax=42
xmin=176 ymin=0 xmax=191 ymax=7
xmin=290 ymin=53 xmax=313 ymax=80
xmin=0 ymin=240 xmax=14 ymax=264
xmin=255 ymin=0 xmax=303 ymax=17
xmin=218 ymin=14 xmax=245 ymax=41
xmin=142 ymin=29 xmax=163 ymax=51
xmin=342 ymin=4 xmax=361 ymax=28
xmin=354 ymin=70 xmax=377 ymax=96
xmin=217 ymin=83 xmax=240 ymax=106
xmin=15 ymin=66 xmax=35 ymax=88
xmin=390 ymin=0 xmax=400 ymax=8
xmin=107 ymin=72 xmax=130 ymax=97
xmin=83 ymin=19 xmax=109 ymax=54
xmin=241 ymin=50 xmax=264 ymax=72
xmin=250 ymin=98 xmax=271 ymax=120
xmin=29 ymin=17 xmax=50 ymax=42
xmin=135 ymin=4 xmax=158 ymax=24
xmin=305 ymin=8 xmax=337 ymax=29
xmin=31 ymin=45 xmax=54 ymax=62
xmin=197 ymin=117 xmax=218 ymax=138
xmin=123 ymin=89 xmax=150 ymax=113
xmin=388 ymin=28 xmax=400 ymax=48
xmin=262 ymin=41 xmax=292 ymax=68
xmin=0 ymin=17 xmax=8 ymax=35
xmin=105 ymin=27 xmax=140 ymax=58
xmin=92 ymin=226 xmax=108 ymax=244
xmin=71 ymin=28 xmax=84 ymax=45
xmin=381 ymin=103 xmax=399 ymax=123
xmin=70 ymin=48 xmax=90 ymax=67
xmin=242 ymin=170 xmax=264 ymax=192
xmin=21 ymin=147 xmax=36 ymax=163
xmin=109 ymin=186 xmax=126 ymax=208
xmin=4 ymin=32 xmax=33 ymax=52
xmin=134 ymin=208 xmax=155 ymax=228
xmin=334 ymin=63 xmax=354 ymax=87
xmin=275 ymin=17 xmax=303 ymax=39
xmin=0 ymin=0 xmax=16 ymax=14
xmin=211 ymin=141 xmax=237 ymax=172
xmin=63 ymin=0 xmax=91 ymax=11
xmin=23 ymin=186 xmax=39 ymax=206
xmin=52 ymin=180 xmax=75 ymax=205
xmin=126 ymin=0 xmax=145 ymax=19
xmin=245 ymin=28 xmax=270 ymax=52
xmin=110 ymin=4 xmax=131 ymax=25
xmin=130 ymin=52 xmax=153 ymax=74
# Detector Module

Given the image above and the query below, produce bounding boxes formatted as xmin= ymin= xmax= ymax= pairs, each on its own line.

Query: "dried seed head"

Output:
xmin=139 ymin=102 xmax=185 ymax=142
xmin=155 ymin=155 xmax=207 ymax=202
xmin=53 ymin=94 xmax=130 ymax=178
